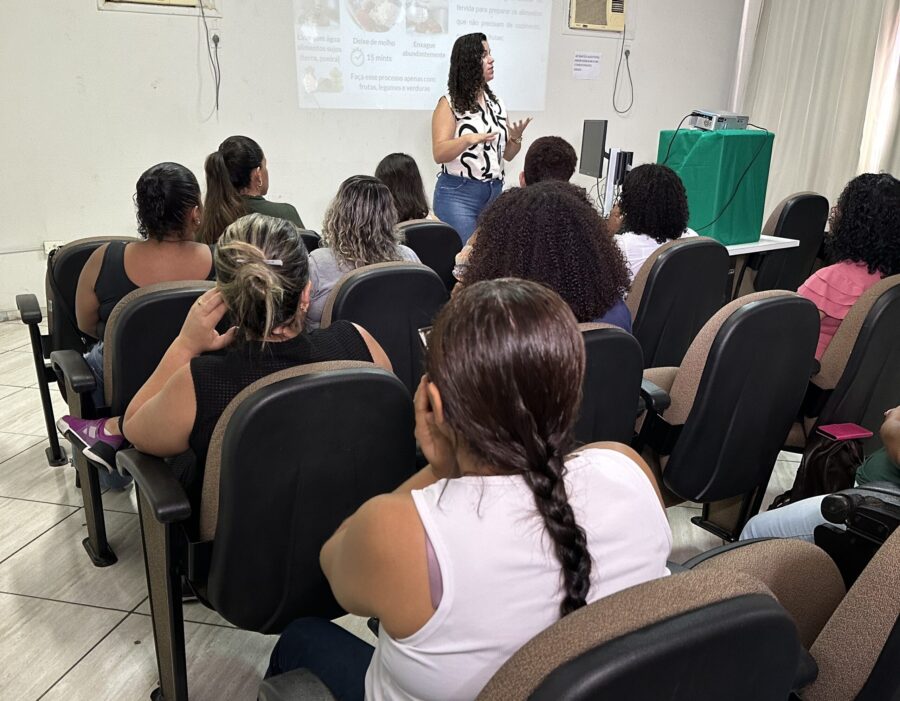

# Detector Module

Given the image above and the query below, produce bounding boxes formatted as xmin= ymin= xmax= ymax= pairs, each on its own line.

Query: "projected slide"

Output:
xmin=293 ymin=0 xmax=552 ymax=110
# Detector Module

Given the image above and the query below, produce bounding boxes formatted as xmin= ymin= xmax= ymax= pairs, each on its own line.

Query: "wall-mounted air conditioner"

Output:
xmin=568 ymin=0 xmax=626 ymax=32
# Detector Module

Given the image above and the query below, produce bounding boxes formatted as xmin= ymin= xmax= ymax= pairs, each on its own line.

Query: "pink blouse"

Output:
xmin=798 ymin=262 xmax=883 ymax=359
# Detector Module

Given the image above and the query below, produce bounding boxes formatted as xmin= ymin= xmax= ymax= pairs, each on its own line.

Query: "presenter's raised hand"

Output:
xmin=508 ymin=117 xmax=533 ymax=142
xmin=464 ymin=132 xmax=499 ymax=146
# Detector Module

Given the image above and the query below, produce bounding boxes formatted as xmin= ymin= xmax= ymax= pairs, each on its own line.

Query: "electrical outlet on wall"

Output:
xmin=207 ymin=17 xmax=222 ymax=51
xmin=43 ymin=241 xmax=64 ymax=256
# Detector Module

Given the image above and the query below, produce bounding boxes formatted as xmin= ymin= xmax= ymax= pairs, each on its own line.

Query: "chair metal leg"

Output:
xmin=72 ymin=444 xmax=117 ymax=566
xmin=691 ymin=485 xmax=768 ymax=542
xmin=24 ymin=325 xmax=67 ymax=466
xmin=137 ymin=489 xmax=189 ymax=701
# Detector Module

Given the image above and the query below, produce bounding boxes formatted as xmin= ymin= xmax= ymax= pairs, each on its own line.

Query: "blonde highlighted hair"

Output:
xmin=322 ymin=175 xmax=404 ymax=269
xmin=214 ymin=213 xmax=309 ymax=343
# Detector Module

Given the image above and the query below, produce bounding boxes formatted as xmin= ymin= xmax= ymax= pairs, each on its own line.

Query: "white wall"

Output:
xmin=0 ymin=0 xmax=743 ymax=311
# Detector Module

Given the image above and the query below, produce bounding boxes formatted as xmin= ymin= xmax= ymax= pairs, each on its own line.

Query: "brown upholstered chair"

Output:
xmin=626 ymin=236 xmax=730 ymax=368
xmin=118 ymin=361 xmax=417 ymax=701
xmin=320 ymin=261 xmax=448 ymax=395
xmin=635 ymin=291 xmax=820 ymax=540
xmin=397 ymin=219 xmax=462 ymax=292
xmin=733 ymin=192 xmax=828 ymax=298
xmin=786 ymin=275 xmax=900 ymax=455
xmin=52 ymin=280 xmax=214 ymax=566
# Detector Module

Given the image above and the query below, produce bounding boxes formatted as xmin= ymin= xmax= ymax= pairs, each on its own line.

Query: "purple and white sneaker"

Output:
xmin=56 ymin=416 xmax=125 ymax=474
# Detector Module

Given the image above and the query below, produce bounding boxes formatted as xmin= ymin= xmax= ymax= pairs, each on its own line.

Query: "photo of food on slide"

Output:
xmin=406 ymin=0 xmax=448 ymax=34
xmin=347 ymin=0 xmax=403 ymax=32
xmin=296 ymin=0 xmax=340 ymax=28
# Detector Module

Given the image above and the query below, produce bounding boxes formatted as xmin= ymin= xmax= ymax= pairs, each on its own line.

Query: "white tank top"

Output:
xmin=440 ymin=92 xmax=508 ymax=182
xmin=364 ymin=448 xmax=672 ymax=700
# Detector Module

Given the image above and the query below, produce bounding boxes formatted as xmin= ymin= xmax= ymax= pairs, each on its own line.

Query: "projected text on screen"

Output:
xmin=294 ymin=0 xmax=552 ymax=111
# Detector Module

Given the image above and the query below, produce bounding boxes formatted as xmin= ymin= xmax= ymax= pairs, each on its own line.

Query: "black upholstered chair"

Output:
xmin=397 ymin=220 xmax=463 ymax=292
xmin=635 ymin=291 xmax=820 ymax=540
xmin=320 ymin=261 xmax=448 ymax=395
xmin=52 ymin=281 xmax=213 ymax=566
xmin=118 ymin=362 xmax=416 ymax=701
xmin=15 ymin=236 xmax=134 ymax=465
xmin=299 ymin=229 xmax=321 ymax=253
xmin=733 ymin=192 xmax=828 ymax=298
xmin=574 ymin=323 xmax=643 ymax=445
xmin=625 ymin=237 xmax=730 ymax=368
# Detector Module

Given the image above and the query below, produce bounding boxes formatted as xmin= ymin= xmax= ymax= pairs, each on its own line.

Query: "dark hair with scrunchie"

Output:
xmin=133 ymin=162 xmax=201 ymax=241
xmin=447 ymin=33 xmax=496 ymax=113
xmin=197 ymin=135 xmax=265 ymax=245
xmin=426 ymin=278 xmax=591 ymax=618
xmin=826 ymin=173 xmax=900 ymax=277
xmin=618 ymin=164 xmax=690 ymax=244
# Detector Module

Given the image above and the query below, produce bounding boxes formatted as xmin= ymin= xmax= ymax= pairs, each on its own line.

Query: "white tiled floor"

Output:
xmin=0 ymin=319 xmax=799 ymax=700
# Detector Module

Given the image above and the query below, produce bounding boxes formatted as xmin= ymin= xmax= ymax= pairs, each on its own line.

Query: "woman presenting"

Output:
xmin=432 ymin=32 xmax=531 ymax=244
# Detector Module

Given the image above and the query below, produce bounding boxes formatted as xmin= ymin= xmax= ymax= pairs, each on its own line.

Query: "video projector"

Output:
xmin=688 ymin=109 xmax=749 ymax=131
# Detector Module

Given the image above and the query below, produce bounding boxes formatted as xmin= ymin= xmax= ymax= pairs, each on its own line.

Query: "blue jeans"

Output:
xmin=266 ymin=618 xmax=374 ymax=701
xmin=739 ymin=495 xmax=844 ymax=542
xmin=83 ymin=341 xmax=106 ymax=410
xmin=432 ymin=172 xmax=503 ymax=244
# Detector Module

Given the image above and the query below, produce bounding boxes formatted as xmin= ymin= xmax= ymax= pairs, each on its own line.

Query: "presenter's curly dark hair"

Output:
xmin=447 ymin=33 xmax=496 ymax=113
xmin=524 ymin=136 xmax=578 ymax=184
xmin=465 ymin=181 xmax=630 ymax=322
xmin=619 ymin=164 xmax=690 ymax=244
xmin=826 ymin=173 xmax=900 ymax=277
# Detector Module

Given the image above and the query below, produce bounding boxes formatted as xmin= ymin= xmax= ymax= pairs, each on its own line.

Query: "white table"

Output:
xmin=724 ymin=234 xmax=800 ymax=257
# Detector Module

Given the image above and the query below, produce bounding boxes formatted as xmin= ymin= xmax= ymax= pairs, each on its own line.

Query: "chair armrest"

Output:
xmin=117 ymin=449 xmax=192 ymax=525
xmin=679 ymin=538 xmax=774 ymax=569
xmin=50 ymin=350 xmax=96 ymax=396
xmin=640 ymin=379 xmax=672 ymax=414
xmin=15 ymin=294 xmax=43 ymax=325
xmin=258 ymin=670 xmax=336 ymax=701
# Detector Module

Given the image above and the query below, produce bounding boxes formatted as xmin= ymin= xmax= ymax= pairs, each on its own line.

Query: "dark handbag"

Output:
xmin=769 ymin=431 xmax=864 ymax=510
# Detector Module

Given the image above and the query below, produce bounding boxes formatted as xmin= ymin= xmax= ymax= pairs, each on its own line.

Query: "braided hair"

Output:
xmin=425 ymin=278 xmax=592 ymax=617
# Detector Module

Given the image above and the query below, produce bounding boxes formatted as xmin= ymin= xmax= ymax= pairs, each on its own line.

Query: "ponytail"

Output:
xmin=197 ymin=150 xmax=247 ymax=245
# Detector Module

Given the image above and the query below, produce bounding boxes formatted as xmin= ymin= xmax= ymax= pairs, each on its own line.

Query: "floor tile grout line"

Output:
xmin=0 ymin=589 xmax=141 ymax=615
xmin=0 ymin=436 xmax=46 ymax=466
xmin=0 ymin=508 xmax=82 ymax=566
xmin=0 ymin=494 xmax=84 ymax=509
xmin=130 ymin=609 xmax=239 ymax=630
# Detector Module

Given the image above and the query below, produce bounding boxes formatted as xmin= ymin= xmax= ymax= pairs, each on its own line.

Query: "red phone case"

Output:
xmin=816 ymin=423 xmax=874 ymax=441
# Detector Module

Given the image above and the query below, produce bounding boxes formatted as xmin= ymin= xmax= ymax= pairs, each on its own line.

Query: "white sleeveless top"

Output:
xmin=364 ymin=448 xmax=672 ymax=701
xmin=440 ymin=92 xmax=508 ymax=182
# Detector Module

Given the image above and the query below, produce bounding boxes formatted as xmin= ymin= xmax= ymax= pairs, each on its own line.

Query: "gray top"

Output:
xmin=306 ymin=245 xmax=421 ymax=330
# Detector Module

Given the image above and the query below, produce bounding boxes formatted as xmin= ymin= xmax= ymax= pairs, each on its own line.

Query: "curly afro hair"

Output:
xmin=826 ymin=173 xmax=900 ymax=277
xmin=619 ymin=163 xmax=690 ymax=244
xmin=465 ymin=181 xmax=630 ymax=322
xmin=523 ymin=136 xmax=578 ymax=185
xmin=447 ymin=33 xmax=496 ymax=113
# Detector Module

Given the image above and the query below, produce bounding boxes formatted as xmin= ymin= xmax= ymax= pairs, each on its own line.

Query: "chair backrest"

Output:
xmin=814 ymin=275 xmax=900 ymax=453
xmin=477 ymin=570 xmax=802 ymax=701
xmin=662 ymin=291 xmax=819 ymax=501
xmin=299 ymin=230 xmax=321 ymax=253
xmin=753 ymin=192 xmax=829 ymax=292
xmin=806 ymin=527 xmax=900 ymax=701
xmin=103 ymin=280 xmax=214 ymax=412
xmin=44 ymin=236 xmax=135 ymax=356
xmin=574 ymin=323 xmax=643 ymax=444
xmin=627 ymin=237 xmax=730 ymax=368
xmin=320 ymin=262 xmax=449 ymax=395
xmin=200 ymin=362 xmax=416 ymax=631
xmin=398 ymin=220 xmax=463 ymax=291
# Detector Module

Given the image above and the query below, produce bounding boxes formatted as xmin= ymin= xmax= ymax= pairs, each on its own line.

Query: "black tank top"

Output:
xmin=94 ymin=241 xmax=216 ymax=323
xmin=181 ymin=321 xmax=373 ymax=506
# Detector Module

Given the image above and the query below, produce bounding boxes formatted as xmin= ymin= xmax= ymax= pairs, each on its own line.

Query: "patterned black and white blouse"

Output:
xmin=441 ymin=92 xmax=508 ymax=182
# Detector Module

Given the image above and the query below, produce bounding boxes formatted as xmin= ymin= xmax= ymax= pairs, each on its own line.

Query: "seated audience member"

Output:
xmin=612 ymin=163 xmax=698 ymax=281
xmin=520 ymin=135 xmax=578 ymax=186
xmin=375 ymin=153 xmax=436 ymax=223
xmin=197 ymin=135 xmax=304 ymax=244
xmin=61 ymin=162 xmax=214 ymax=488
xmin=797 ymin=173 xmax=900 ymax=359
xmin=306 ymin=175 xmax=421 ymax=330
xmin=741 ymin=406 xmax=900 ymax=542
xmin=266 ymin=279 xmax=671 ymax=700
xmin=461 ymin=181 xmax=633 ymax=331
xmin=59 ymin=214 xmax=390 ymax=505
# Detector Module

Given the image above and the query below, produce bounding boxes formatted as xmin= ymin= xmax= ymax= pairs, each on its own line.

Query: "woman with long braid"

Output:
xmin=266 ymin=279 xmax=671 ymax=701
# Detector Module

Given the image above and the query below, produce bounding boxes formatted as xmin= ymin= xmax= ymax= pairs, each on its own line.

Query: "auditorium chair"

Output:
xmin=53 ymin=281 xmax=214 ymax=566
xmin=733 ymin=192 xmax=829 ymax=298
xmin=574 ymin=323 xmax=643 ymax=445
xmin=320 ymin=262 xmax=448 ymax=395
xmin=299 ymin=229 xmax=321 ymax=253
xmin=626 ymin=236 xmax=730 ymax=368
xmin=117 ymin=361 xmax=416 ymax=701
xmin=634 ymin=291 xmax=820 ymax=540
xmin=15 ymin=236 xmax=134 ymax=466
xmin=397 ymin=219 xmax=463 ymax=292
xmin=785 ymin=275 xmax=900 ymax=455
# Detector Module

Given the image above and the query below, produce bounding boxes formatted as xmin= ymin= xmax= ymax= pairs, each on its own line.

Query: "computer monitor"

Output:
xmin=579 ymin=120 xmax=608 ymax=178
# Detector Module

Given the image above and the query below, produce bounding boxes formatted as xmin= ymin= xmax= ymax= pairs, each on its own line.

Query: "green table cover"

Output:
xmin=657 ymin=129 xmax=775 ymax=245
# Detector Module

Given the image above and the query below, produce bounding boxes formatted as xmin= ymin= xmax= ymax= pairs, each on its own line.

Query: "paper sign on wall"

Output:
xmin=572 ymin=52 xmax=601 ymax=80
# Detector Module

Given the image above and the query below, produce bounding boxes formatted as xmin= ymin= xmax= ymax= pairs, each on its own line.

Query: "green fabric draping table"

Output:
xmin=657 ymin=129 xmax=775 ymax=245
